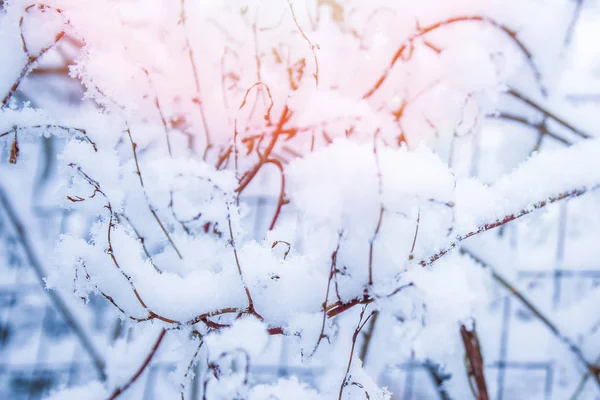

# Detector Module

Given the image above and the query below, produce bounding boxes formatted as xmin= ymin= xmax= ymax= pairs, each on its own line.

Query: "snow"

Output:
xmin=1 ymin=0 xmax=600 ymax=398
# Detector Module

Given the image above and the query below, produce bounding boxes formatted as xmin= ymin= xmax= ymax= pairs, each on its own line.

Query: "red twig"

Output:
xmin=460 ymin=323 xmax=489 ymax=400
xmin=338 ymin=306 xmax=375 ymax=400
xmin=2 ymin=4 xmax=65 ymax=108
xmin=107 ymin=329 xmax=167 ymax=400
xmin=310 ymin=232 xmax=343 ymax=356
xmin=363 ymin=16 xmax=545 ymax=99
xmin=265 ymin=158 xmax=286 ymax=231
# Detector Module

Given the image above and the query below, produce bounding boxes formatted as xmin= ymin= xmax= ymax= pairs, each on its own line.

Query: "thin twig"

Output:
xmin=358 ymin=311 xmax=379 ymax=364
xmin=338 ymin=306 xmax=374 ymax=400
xmin=265 ymin=158 xmax=286 ymax=231
xmin=180 ymin=0 xmax=212 ymax=157
xmin=488 ymin=113 xmax=572 ymax=146
xmin=368 ymin=130 xmax=384 ymax=286
xmin=126 ymin=128 xmax=183 ymax=259
xmin=462 ymin=248 xmax=600 ymax=389
xmin=507 ymin=88 xmax=592 ymax=139
xmin=107 ymin=328 xmax=167 ymax=400
xmin=422 ymin=187 xmax=594 ymax=267
xmin=363 ymin=16 xmax=546 ymax=99
xmin=2 ymin=4 xmax=65 ymax=108
xmin=143 ymin=69 xmax=173 ymax=156
xmin=310 ymin=231 xmax=343 ymax=357
xmin=287 ymin=0 xmax=319 ymax=86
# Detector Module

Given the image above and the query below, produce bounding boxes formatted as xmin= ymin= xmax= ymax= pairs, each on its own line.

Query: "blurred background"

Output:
xmin=2 ymin=0 xmax=600 ymax=399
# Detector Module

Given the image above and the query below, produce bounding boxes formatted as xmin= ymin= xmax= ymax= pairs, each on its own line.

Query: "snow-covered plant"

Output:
xmin=2 ymin=0 xmax=600 ymax=398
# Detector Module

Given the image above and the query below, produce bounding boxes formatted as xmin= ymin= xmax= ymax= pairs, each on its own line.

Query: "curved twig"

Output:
xmin=2 ymin=4 xmax=65 ymax=107
xmin=363 ymin=16 xmax=546 ymax=100
xmin=107 ymin=328 xmax=167 ymax=400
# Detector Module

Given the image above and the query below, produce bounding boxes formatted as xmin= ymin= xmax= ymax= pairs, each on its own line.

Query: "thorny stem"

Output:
xmin=422 ymin=187 xmax=595 ymax=267
xmin=181 ymin=338 xmax=204 ymax=399
xmin=0 ymin=184 xmax=107 ymax=379
xmin=325 ymin=184 xmax=598 ymax=331
xmin=107 ymin=328 xmax=167 ymax=400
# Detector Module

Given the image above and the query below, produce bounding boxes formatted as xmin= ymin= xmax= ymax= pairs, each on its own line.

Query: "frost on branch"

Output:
xmin=1 ymin=0 xmax=600 ymax=399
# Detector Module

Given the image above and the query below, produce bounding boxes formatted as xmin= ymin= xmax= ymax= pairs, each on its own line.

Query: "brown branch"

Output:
xmin=271 ymin=240 xmax=291 ymax=259
xmin=368 ymin=131 xmax=384 ymax=286
xmin=338 ymin=306 xmax=375 ymax=400
xmin=143 ymin=69 xmax=173 ymax=156
xmin=9 ymin=129 xmax=19 ymax=164
xmin=236 ymin=106 xmax=292 ymax=194
xmin=358 ymin=310 xmax=379 ymax=364
xmin=488 ymin=112 xmax=572 ymax=146
xmin=239 ymin=81 xmax=274 ymax=123
xmin=264 ymin=158 xmax=286 ymax=231
xmin=363 ymin=16 xmax=545 ymax=99
xmin=79 ymin=262 xmax=152 ymax=323
xmin=180 ymin=0 xmax=212 ymax=157
xmin=1 ymin=124 xmax=98 ymax=151
xmin=107 ymin=328 xmax=167 ymax=400
xmin=118 ymin=213 xmax=162 ymax=273
xmin=226 ymin=201 xmax=258 ymax=316
xmin=1 ymin=4 xmax=65 ymax=108
xmin=422 ymin=187 xmax=592 ymax=267
xmin=126 ymin=128 xmax=183 ymax=259
xmin=460 ymin=323 xmax=489 ymax=400
xmin=287 ymin=0 xmax=319 ymax=86
xmin=180 ymin=338 xmax=204 ymax=399
xmin=507 ymin=88 xmax=592 ymax=139
xmin=310 ymin=232 xmax=343 ymax=356
xmin=462 ymin=248 xmax=600 ymax=389
xmin=408 ymin=206 xmax=420 ymax=260
xmin=70 ymin=164 xmax=178 ymax=325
